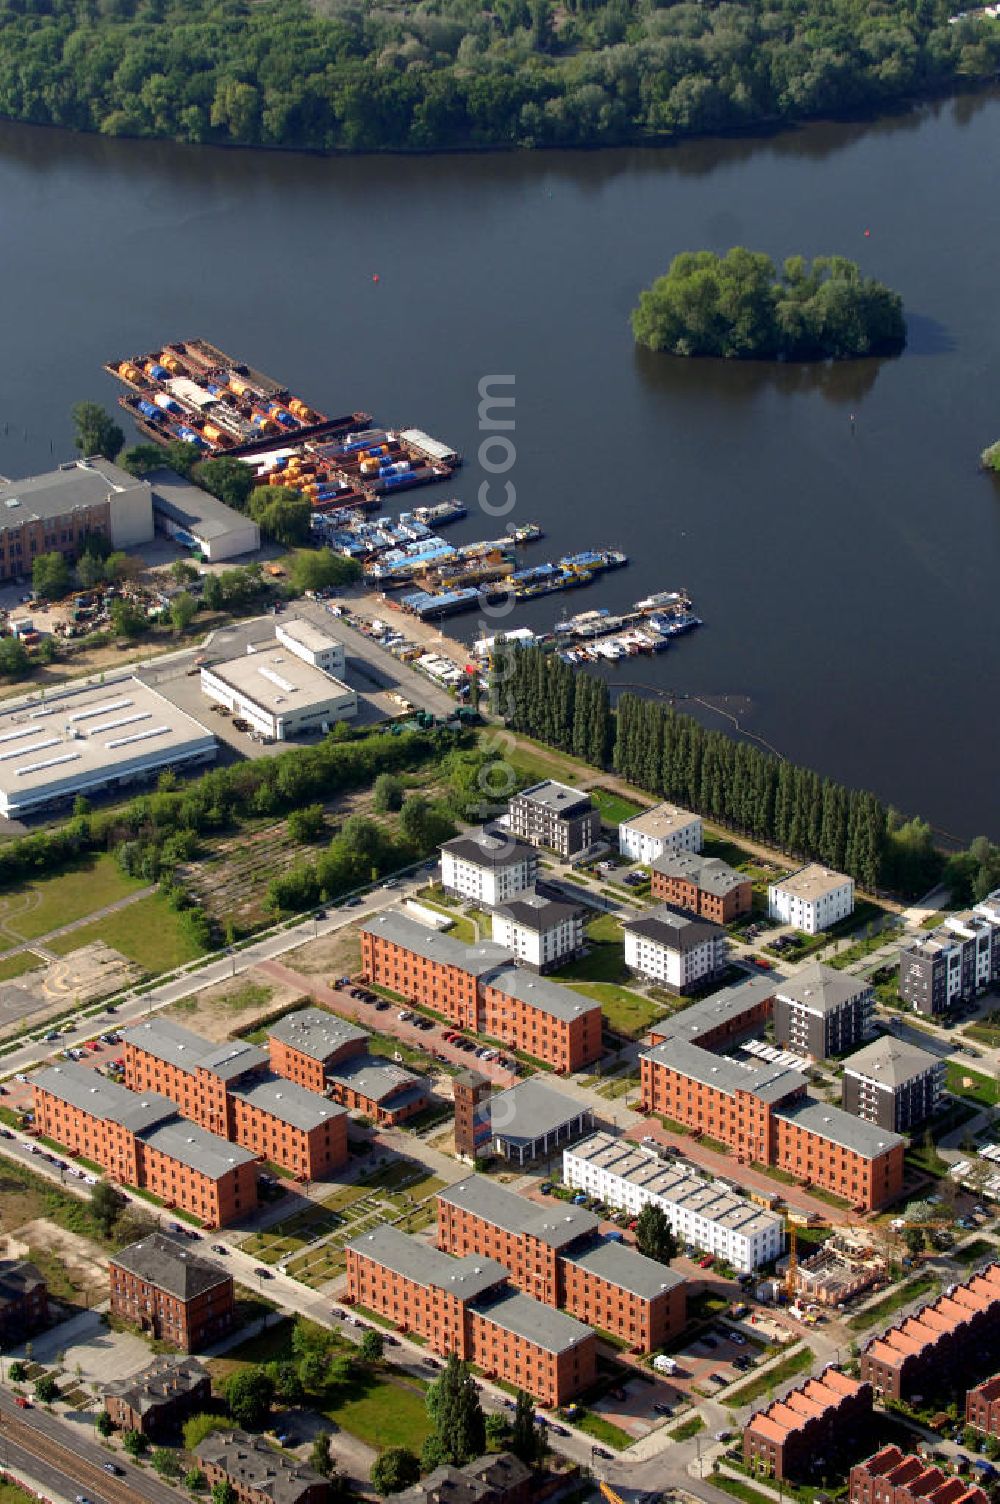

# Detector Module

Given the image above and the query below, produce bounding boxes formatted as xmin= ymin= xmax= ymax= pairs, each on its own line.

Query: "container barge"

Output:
xmin=398 ymin=547 xmax=627 ymax=620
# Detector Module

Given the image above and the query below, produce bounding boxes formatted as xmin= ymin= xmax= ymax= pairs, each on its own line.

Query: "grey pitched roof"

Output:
xmin=561 ymin=1239 xmax=685 ymax=1301
xmin=471 ymin=1286 xmax=593 ymax=1355
xmin=624 ymin=906 xmax=723 ymax=952
xmin=325 ymin=1053 xmax=426 ymax=1107
xmin=438 ymin=1173 xmax=599 ymax=1246
xmin=229 ymin=1075 xmax=347 ymax=1132
xmin=652 ymin=975 xmax=777 ymax=1046
xmin=650 ymin=851 xmax=749 ymax=897
xmin=122 ymin=1017 xmax=268 ymax=1080
xmin=103 ymin=1355 xmax=209 ymax=1414
xmin=484 ymin=965 xmax=600 ymax=1024
xmin=361 ymin=910 xmax=512 ymax=977
xmin=775 ymin=962 xmax=872 ymax=1015
xmin=441 ymin=827 xmax=538 ymax=870
xmin=267 ymin=1006 xmax=367 ymax=1062
xmin=110 ymin=1233 xmax=232 ymax=1300
xmin=773 ymin=1096 xmax=905 ymax=1159
xmin=488 ymin=1076 xmax=593 ymax=1147
xmin=492 ymin=891 xmax=583 ymax=931
xmin=194 ymin=1431 xmax=327 ymax=1504
xmin=0 ymin=1260 xmax=45 ymax=1302
xmin=641 ymin=1037 xmax=806 ymax=1103
xmin=137 ymin=1118 xmax=257 ymax=1180
xmin=32 ymin=1064 xmax=177 ymax=1133
xmin=345 ymin=1224 xmax=507 ymax=1299
xmin=842 ymin=1036 xmax=944 ymax=1089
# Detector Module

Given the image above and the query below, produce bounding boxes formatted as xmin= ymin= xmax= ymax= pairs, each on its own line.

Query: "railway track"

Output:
xmin=0 ymin=1405 xmax=151 ymax=1504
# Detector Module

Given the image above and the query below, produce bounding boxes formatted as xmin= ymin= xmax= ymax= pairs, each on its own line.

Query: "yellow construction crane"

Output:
xmin=783 ymin=1216 xmax=954 ymax=1299
xmin=599 ymin=1483 xmax=626 ymax=1504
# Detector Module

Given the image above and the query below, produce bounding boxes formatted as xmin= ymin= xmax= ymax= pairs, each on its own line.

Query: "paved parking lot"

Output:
xmin=22 ymin=1309 xmax=154 ymax=1385
xmin=2 ymin=1029 xmax=124 ymax=1111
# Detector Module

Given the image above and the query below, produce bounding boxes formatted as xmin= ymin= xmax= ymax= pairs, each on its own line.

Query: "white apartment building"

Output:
xmin=275 ymin=618 xmax=346 ymax=676
xmin=623 ymin=907 xmax=726 ymax=993
xmin=618 ymin=802 xmax=703 ymax=865
xmin=563 ymin=1133 xmax=784 ymax=1273
xmin=768 ymin=864 xmax=855 ymax=934
xmin=440 ymin=828 xmax=538 ymax=908
xmin=490 ymin=892 xmax=584 ymax=973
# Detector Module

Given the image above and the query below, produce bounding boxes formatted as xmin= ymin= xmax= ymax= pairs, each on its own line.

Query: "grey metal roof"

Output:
xmin=361 ymin=909 xmax=512 ymax=977
xmin=484 ymin=966 xmax=600 ymax=1025
xmin=267 ymin=1006 xmax=368 ymax=1061
xmin=566 ymin=1132 xmax=782 ymax=1238
xmin=0 ymin=458 xmax=144 ymax=527
xmin=32 ymin=1063 xmax=177 ymax=1133
xmin=441 ymin=828 xmax=538 ymax=870
xmin=775 ymin=963 xmax=872 ymax=1016
xmin=103 ymin=1355 xmax=209 ymax=1414
xmin=561 ymin=1239 xmax=685 ymax=1301
xmin=652 ymin=975 xmax=778 ymax=1045
xmin=842 ymin=1036 xmax=944 ymax=1089
xmin=438 ymin=1174 xmax=598 ymax=1246
xmin=513 ymin=780 xmax=593 ymax=817
xmin=195 ymin=1431 xmax=327 ymax=1504
xmin=346 ymin=1224 xmax=507 ymax=1299
xmin=326 ymin=1054 xmax=426 ymax=1107
xmin=641 ymin=1037 xmax=806 ymax=1103
xmin=773 ymin=1096 xmax=905 ymax=1159
xmin=122 ymin=1017 xmax=268 ymax=1080
xmin=110 ymin=1233 xmax=231 ymax=1300
xmin=147 ymin=466 xmax=254 ymax=543
xmin=229 ymin=1075 xmax=347 ymax=1132
xmin=489 ymin=1077 xmax=593 ymax=1147
xmin=137 ymin=1118 xmax=256 ymax=1180
xmin=624 ymin=906 xmax=723 ymax=952
xmin=471 ymin=1287 xmax=593 ymax=1355
xmin=492 ymin=891 xmax=583 ymax=931
xmin=650 ymin=851 xmax=749 ymax=898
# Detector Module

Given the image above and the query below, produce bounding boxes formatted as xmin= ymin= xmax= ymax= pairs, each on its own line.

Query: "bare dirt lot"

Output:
xmin=165 ymin=968 xmax=303 ymax=1041
xmin=0 ymin=942 xmax=143 ymax=1042
xmin=280 ymin=927 xmax=362 ymax=981
xmin=1 ymin=1216 xmax=108 ymax=1312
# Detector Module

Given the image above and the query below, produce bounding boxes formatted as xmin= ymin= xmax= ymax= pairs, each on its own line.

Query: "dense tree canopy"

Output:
xmin=0 ymin=0 xmax=997 ymax=154
xmin=632 ymin=249 xmax=906 ymax=359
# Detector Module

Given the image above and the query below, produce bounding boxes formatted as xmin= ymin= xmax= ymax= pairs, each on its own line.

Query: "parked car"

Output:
xmin=102 ymin=1464 xmax=124 ymax=1476
xmin=212 ymin=1244 xmax=228 ymax=1255
xmin=254 ymin=1267 xmax=274 ymax=1279
xmin=654 ymin=1402 xmax=673 ymax=1416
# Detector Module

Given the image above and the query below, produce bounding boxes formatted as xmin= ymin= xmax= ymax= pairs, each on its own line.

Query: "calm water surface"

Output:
xmin=0 ymin=98 xmax=998 ymax=838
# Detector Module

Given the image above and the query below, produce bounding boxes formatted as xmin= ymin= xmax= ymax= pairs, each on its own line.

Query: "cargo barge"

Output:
xmin=398 ymin=547 xmax=627 ymax=620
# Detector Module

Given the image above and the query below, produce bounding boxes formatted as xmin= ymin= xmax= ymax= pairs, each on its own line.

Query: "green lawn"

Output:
xmin=945 ymin=1060 xmax=999 ymax=1106
xmin=325 ymin=1372 xmax=432 ymax=1451
xmin=724 ymin=1345 xmax=813 ymax=1407
xmin=715 ymin=1477 xmax=781 ymax=1504
xmin=573 ymin=1409 xmax=634 ymax=1450
xmin=0 ymin=853 xmax=147 ymax=941
xmin=966 ymin=1012 xmax=1000 ymax=1049
xmin=0 ymin=1479 xmax=47 ymax=1504
xmin=561 ymin=980 xmax=668 ymax=1039
xmin=847 ymin=1275 xmax=937 ymax=1332
xmin=669 ymin=1414 xmax=705 ymax=1441
xmin=590 ymin=787 xmax=644 ymax=826
xmin=555 ymin=917 xmax=629 ymax=987
xmin=0 ymin=950 xmax=44 ymax=981
xmin=47 ymin=891 xmax=206 ymax=973
xmin=952 ymin=1238 xmax=997 ymax=1266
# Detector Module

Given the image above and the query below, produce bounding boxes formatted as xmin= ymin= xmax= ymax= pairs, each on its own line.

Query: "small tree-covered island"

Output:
xmin=631 ymin=248 xmax=906 ymax=360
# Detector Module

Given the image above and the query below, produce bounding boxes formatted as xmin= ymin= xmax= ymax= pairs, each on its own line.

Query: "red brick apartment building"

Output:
xmin=0 ymin=1260 xmax=47 ymax=1342
xmin=851 ymin=1448 xmax=989 ymax=1504
xmin=743 ymin=1367 xmax=873 ymax=1481
xmin=123 ymin=1017 xmax=348 ymax=1180
xmin=360 ymin=911 xmax=602 ymax=1071
xmin=103 ymin=1355 xmax=210 ymax=1438
xmin=639 ymin=981 xmax=905 ymax=1212
xmin=345 ymin=1224 xmax=597 ymax=1407
xmin=436 ymin=1174 xmax=686 ymax=1354
xmin=109 ymin=1233 xmax=235 ymax=1352
xmin=967 ymin=1373 xmax=1000 ymax=1436
xmin=860 ymin=1264 xmax=1000 ymax=1402
xmin=32 ymin=1064 xmax=257 ymax=1227
xmin=649 ymin=852 xmax=753 ymax=925
xmin=267 ymin=1007 xmax=429 ymax=1126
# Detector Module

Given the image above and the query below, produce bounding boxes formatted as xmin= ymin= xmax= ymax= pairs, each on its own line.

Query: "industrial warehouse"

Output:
xmin=199 ymin=642 xmax=357 ymax=741
xmin=0 ymin=677 xmax=217 ymax=818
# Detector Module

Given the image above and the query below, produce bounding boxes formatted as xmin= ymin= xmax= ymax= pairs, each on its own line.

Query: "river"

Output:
xmin=0 ymin=97 xmax=997 ymax=840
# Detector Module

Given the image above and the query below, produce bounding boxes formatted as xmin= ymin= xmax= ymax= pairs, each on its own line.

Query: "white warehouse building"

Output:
xmin=768 ymin=864 xmax=855 ymax=935
xmin=440 ymin=828 xmax=538 ymax=908
xmin=0 ymin=678 xmax=216 ymax=818
xmin=275 ymin=618 xmax=345 ymax=676
xmin=200 ymin=646 xmax=356 ymax=741
xmin=618 ymin=802 xmax=703 ymax=865
xmin=563 ymin=1132 xmax=784 ymax=1273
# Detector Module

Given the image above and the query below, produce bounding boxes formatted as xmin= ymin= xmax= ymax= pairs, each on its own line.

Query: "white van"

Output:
xmin=653 ymin=1355 xmax=678 ymax=1375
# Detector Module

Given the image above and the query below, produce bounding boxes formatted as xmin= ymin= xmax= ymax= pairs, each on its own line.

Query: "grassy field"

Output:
xmin=0 ymin=853 xmax=147 ymax=942
xmin=669 ymin=1414 xmax=705 ymax=1441
xmin=324 ymin=1372 xmax=432 ymax=1451
xmin=0 ymin=1480 xmax=47 ymax=1504
xmin=952 ymin=1237 xmax=997 ymax=1266
xmin=0 ymin=950 xmax=44 ymax=981
xmin=847 ymin=1275 xmax=937 ymax=1332
xmin=573 ymin=1409 xmax=634 ymax=1450
xmin=560 ymin=979 xmax=668 ymax=1039
xmin=945 ymin=1060 xmax=999 ymax=1106
xmin=966 ymin=1012 xmax=1000 ymax=1049
xmin=590 ymin=787 xmax=644 ymax=826
xmin=555 ymin=916 xmax=629 ymax=986
xmin=724 ymin=1345 xmax=814 ymax=1407
xmin=47 ymin=891 xmax=207 ymax=973
xmin=715 ymin=1477 xmax=781 ymax=1504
